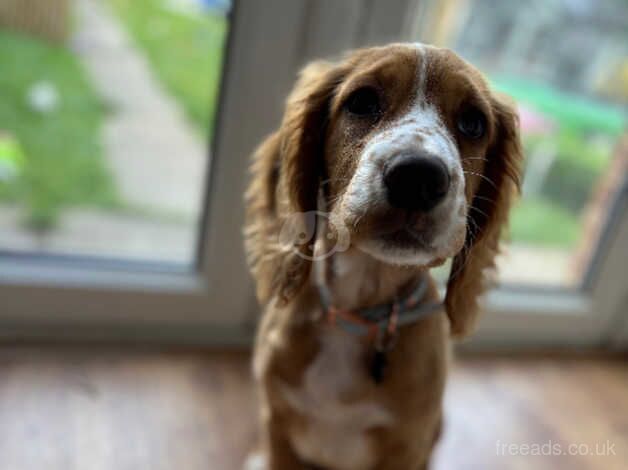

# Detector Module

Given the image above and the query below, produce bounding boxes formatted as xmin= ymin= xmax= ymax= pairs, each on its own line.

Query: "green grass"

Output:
xmin=509 ymin=197 xmax=580 ymax=248
xmin=0 ymin=30 xmax=117 ymax=229
xmin=109 ymin=0 xmax=227 ymax=136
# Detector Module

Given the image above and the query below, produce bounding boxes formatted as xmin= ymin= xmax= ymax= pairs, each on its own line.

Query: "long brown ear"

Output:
xmin=271 ymin=61 xmax=347 ymax=305
xmin=280 ymin=62 xmax=341 ymax=218
xmin=445 ymin=94 xmax=523 ymax=337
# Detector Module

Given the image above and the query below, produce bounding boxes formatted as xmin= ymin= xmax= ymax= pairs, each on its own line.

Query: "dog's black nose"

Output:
xmin=384 ymin=153 xmax=450 ymax=212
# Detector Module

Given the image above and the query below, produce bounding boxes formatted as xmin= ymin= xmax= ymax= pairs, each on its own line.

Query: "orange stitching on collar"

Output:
xmin=326 ymin=306 xmax=380 ymax=340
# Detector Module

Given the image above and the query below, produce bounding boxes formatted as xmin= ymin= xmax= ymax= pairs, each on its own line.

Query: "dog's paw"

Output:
xmin=244 ymin=452 xmax=267 ymax=470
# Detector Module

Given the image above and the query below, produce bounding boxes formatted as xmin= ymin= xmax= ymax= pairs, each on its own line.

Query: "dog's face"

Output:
xmin=274 ymin=42 xmax=522 ymax=335
xmin=321 ymin=44 xmax=500 ymax=267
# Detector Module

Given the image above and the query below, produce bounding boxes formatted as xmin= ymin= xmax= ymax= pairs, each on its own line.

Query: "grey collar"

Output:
xmin=317 ymin=274 xmax=444 ymax=342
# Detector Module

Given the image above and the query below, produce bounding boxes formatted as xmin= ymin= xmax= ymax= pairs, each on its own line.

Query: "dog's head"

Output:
xmin=271 ymin=43 xmax=522 ymax=336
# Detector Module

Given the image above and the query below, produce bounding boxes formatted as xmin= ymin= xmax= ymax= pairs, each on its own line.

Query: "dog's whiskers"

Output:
xmin=468 ymin=205 xmax=491 ymax=220
xmin=463 ymin=170 xmax=498 ymax=189
xmin=472 ymin=194 xmax=496 ymax=206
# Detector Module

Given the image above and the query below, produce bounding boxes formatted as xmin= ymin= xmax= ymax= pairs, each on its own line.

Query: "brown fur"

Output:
xmin=244 ymin=44 xmax=522 ymax=469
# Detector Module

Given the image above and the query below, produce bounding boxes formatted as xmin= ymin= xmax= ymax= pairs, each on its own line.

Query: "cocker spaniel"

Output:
xmin=244 ymin=43 xmax=523 ymax=470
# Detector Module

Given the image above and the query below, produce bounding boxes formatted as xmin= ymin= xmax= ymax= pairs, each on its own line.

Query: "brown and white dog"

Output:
xmin=244 ymin=43 xmax=522 ymax=470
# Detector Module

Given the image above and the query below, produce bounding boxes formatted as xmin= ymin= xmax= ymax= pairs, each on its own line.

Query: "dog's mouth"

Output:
xmin=351 ymin=214 xmax=440 ymax=263
xmin=366 ymin=210 xmax=437 ymax=249
xmin=346 ymin=204 xmax=465 ymax=266
xmin=378 ymin=225 xmax=434 ymax=251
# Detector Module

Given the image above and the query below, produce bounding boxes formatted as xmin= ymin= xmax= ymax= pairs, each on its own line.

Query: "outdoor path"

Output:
xmin=71 ymin=0 xmax=207 ymax=220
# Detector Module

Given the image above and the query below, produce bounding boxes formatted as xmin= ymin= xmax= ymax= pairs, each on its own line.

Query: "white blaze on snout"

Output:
xmin=342 ymin=43 xmax=467 ymax=265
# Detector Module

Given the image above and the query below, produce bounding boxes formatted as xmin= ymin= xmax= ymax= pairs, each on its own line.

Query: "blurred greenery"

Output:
xmin=0 ymin=7 xmax=622 ymax=253
xmin=492 ymin=76 xmax=626 ymax=135
xmin=493 ymin=76 xmax=627 ymax=248
xmin=510 ymin=197 xmax=580 ymax=247
xmin=0 ymin=30 xmax=117 ymax=229
xmin=109 ymin=0 xmax=227 ymax=136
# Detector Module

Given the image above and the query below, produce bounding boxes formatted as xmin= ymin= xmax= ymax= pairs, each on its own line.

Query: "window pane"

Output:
xmin=0 ymin=0 xmax=230 ymax=267
xmin=415 ymin=0 xmax=627 ymax=286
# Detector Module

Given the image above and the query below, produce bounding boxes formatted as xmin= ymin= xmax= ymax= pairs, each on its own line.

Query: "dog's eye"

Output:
xmin=344 ymin=87 xmax=381 ymax=116
xmin=457 ymin=108 xmax=486 ymax=139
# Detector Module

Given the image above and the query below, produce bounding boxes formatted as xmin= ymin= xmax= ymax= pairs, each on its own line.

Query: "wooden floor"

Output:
xmin=0 ymin=347 xmax=625 ymax=470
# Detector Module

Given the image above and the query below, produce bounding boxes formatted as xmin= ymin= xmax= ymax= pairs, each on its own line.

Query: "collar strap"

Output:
xmin=319 ymin=277 xmax=443 ymax=341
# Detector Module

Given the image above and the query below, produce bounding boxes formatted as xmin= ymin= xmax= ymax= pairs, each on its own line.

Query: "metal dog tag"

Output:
xmin=370 ymin=350 xmax=388 ymax=384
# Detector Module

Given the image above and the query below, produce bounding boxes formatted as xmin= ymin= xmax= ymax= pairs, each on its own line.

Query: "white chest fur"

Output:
xmin=280 ymin=328 xmax=394 ymax=470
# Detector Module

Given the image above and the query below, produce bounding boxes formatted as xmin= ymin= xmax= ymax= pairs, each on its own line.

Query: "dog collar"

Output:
xmin=317 ymin=275 xmax=443 ymax=342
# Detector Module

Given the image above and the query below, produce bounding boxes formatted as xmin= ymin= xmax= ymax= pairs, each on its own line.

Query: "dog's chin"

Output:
xmin=355 ymin=226 xmax=464 ymax=268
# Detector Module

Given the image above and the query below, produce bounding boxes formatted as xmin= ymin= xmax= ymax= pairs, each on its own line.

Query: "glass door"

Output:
xmin=1 ymin=0 xmax=625 ymax=348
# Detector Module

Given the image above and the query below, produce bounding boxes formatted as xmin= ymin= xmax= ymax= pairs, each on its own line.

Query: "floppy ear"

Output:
xmin=280 ymin=61 xmax=341 ymax=218
xmin=445 ymin=94 xmax=523 ymax=337
xmin=270 ymin=61 xmax=346 ymax=305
